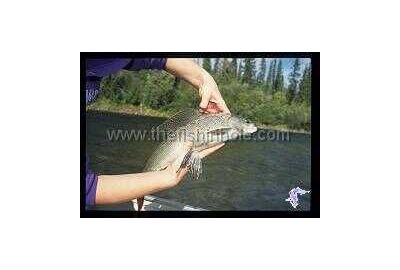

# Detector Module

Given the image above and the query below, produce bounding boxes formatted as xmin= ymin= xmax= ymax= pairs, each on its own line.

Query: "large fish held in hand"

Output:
xmin=136 ymin=109 xmax=257 ymax=211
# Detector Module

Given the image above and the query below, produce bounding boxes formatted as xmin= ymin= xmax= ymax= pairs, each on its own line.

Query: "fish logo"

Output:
xmin=285 ymin=187 xmax=310 ymax=209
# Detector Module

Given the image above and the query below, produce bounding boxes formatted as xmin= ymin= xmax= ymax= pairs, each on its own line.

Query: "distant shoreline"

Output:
xmin=87 ymin=100 xmax=311 ymax=135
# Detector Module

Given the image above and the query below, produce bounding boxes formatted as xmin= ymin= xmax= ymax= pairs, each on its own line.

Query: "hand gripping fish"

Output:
xmin=136 ymin=109 xmax=258 ymax=211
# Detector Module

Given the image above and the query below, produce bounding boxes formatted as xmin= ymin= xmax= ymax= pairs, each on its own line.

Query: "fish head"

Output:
xmin=226 ymin=115 xmax=258 ymax=138
xmin=195 ymin=114 xmax=257 ymax=144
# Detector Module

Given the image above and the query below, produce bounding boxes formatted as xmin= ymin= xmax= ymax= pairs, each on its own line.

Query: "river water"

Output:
xmin=86 ymin=111 xmax=311 ymax=211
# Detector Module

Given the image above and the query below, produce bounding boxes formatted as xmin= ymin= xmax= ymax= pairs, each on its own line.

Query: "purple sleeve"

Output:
xmin=85 ymin=58 xmax=167 ymax=105
xmin=126 ymin=58 xmax=167 ymax=71
xmin=86 ymin=59 xmax=132 ymax=77
xmin=86 ymin=157 xmax=98 ymax=206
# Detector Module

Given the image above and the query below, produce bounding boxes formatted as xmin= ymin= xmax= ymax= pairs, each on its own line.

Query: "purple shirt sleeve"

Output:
xmin=86 ymin=157 xmax=98 ymax=206
xmin=85 ymin=58 xmax=167 ymax=105
xmin=86 ymin=59 xmax=132 ymax=77
xmin=85 ymin=58 xmax=167 ymax=205
xmin=125 ymin=58 xmax=167 ymax=71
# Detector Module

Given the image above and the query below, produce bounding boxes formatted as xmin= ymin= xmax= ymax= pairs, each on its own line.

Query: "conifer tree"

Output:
xmin=242 ymin=58 xmax=256 ymax=84
xmin=265 ymin=59 xmax=274 ymax=92
xmin=222 ymin=58 xmax=231 ymax=76
xmin=272 ymin=59 xmax=277 ymax=87
xmin=287 ymin=58 xmax=301 ymax=103
xmin=213 ymin=58 xmax=220 ymax=74
xmin=237 ymin=59 xmax=244 ymax=80
xmin=274 ymin=60 xmax=284 ymax=92
xmin=202 ymin=58 xmax=212 ymax=72
xmin=257 ymin=58 xmax=267 ymax=83
xmin=231 ymin=58 xmax=238 ymax=77
xmin=298 ymin=64 xmax=311 ymax=104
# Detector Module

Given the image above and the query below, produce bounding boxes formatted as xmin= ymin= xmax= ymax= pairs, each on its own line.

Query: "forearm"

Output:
xmin=95 ymin=170 xmax=174 ymax=205
xmin=164 ymin=58 xmax=206 ymax=89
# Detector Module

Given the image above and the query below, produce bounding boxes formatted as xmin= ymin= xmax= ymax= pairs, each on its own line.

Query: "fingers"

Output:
xmin=200 ymin=102 xmax=220 ymax=114
xmin=200 ymin=102 xmax=230 ymax=114
xmin=199 ymin=97 xmax=230 ymax=114
xmin=217 ymin=101 xmax=231 ymax=114
xmin=199 ymin=88 xmax=211 ymax=111
xmin=165 ymin=163 xmax=189 ymax=186
xmin=198 ymin=70 xmax=231 ymax=114
xmin=176 ymin=166 xmax=189 ymax=181
xmin=210 ymin=94 xmax=230 ymax=114
xmin=199 ymin=87 xmax=230 ymax=114
xmin=198 ymin=143 xmax=225 ymax=158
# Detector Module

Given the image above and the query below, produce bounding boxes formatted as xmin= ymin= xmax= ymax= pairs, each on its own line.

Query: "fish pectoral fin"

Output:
xmin=177 ymin=150 xmax=203 ymax=181
xmin=179 ymin=150 xmax=193 ymax=170
xmin=189 ymin=151 xmax=203 ymax=181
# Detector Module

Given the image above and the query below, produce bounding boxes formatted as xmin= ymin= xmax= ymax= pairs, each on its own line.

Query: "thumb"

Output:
xmin=199 ymin=90 xmax=211 ymax=109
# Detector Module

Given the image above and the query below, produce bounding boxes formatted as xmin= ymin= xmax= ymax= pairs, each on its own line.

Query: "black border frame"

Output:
xmin=80 ymin=52 xmax=320 ymax=218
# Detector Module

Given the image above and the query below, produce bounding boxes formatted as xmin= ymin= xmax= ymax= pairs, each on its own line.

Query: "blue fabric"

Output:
xmin=86 ymin=77 xmax=102 ymax=104
xmin=85 ymin=58 xmax=167 ymax=105
xmin=86 ymin=59 xmax=131 ymax=77
xmin=125 ymin=58 xmax=167 ymax=71
xmin=85 ymin=58 xmax=167 ymax=205
xmin=86 ymin=156 xmax=98 ymax=206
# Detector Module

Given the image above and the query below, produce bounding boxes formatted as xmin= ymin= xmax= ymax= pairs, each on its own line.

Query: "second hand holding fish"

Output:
xmin=162 ymin=143 xmax=226 ymax=188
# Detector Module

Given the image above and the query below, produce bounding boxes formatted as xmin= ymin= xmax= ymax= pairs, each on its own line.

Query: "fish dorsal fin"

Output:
xmin=153 ymin=109 xmax=201 ymax=138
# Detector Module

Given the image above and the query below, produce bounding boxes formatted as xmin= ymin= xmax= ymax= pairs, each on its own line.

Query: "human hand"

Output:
xmin=164 ymin=143 xmax=225 ymax=187
xmin=164 ymin=58 xmax=230 ymax=114
xmin=199 ymin=70 xmax=231 ymax=114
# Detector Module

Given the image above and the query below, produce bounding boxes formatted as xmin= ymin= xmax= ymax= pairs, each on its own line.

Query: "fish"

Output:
xmin=136 ymin=109 xmax=258 ymax=211
xmin=285 ymin=187 xmax=310 ymax=209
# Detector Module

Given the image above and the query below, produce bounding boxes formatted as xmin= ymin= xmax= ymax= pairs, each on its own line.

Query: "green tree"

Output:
xmin=274 ymin=60 xmax=284 ymax=92
xmin=267 ymin=59 xmax=277 ymax=92
xmin=94 ymin=57 xmax=312 ymax=132
xmin=237 ymin=59 xmax=244 ymax=80
xmin=231 ymin=58 xmax=238 ymax=77
xmin=272 ymin=59 xmax=277 ymax=86
xmin=202 ymin=58 xmax=212 ymax=72
xmin=221 ymin=58 xmax=231 ymax=77
xmin=213 ymin=58 xmax=220 ymax=74
xmin=298 ymin=64 xmax=311 ymax=104
xmin=265 ymin=59 xmax=274 ymax=92
xmin=257 ymin=58 xmax=267 ymax=83
xmin=218 ymin=58 xmax=235 ymax=81
xmin=287 ymin=58 xmax=301 ymax=103
xmin=242 ymin=58 xmax=256 ymax=84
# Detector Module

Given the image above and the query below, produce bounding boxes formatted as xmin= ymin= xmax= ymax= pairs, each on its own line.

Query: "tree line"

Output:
xmin=202 ymin=58 xmax=311 ymax=105
xmin=97 ymin=58 xmax=312 ymax=131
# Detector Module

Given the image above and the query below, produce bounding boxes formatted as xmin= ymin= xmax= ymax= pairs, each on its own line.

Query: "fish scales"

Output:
xmin=136 ymin=109 xmax=257 ymax=211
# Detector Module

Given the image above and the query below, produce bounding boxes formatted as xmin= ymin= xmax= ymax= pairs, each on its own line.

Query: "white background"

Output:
xmin=0 ymin=1 xmax=399 ymax=269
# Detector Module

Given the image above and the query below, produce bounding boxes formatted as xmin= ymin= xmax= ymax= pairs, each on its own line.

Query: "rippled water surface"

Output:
xmin=86 ymin=111 xmax=311 ymax=211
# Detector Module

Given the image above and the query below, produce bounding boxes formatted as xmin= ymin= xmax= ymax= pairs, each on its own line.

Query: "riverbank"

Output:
xmin=87 ymin=99 xmax=310 ymax=134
